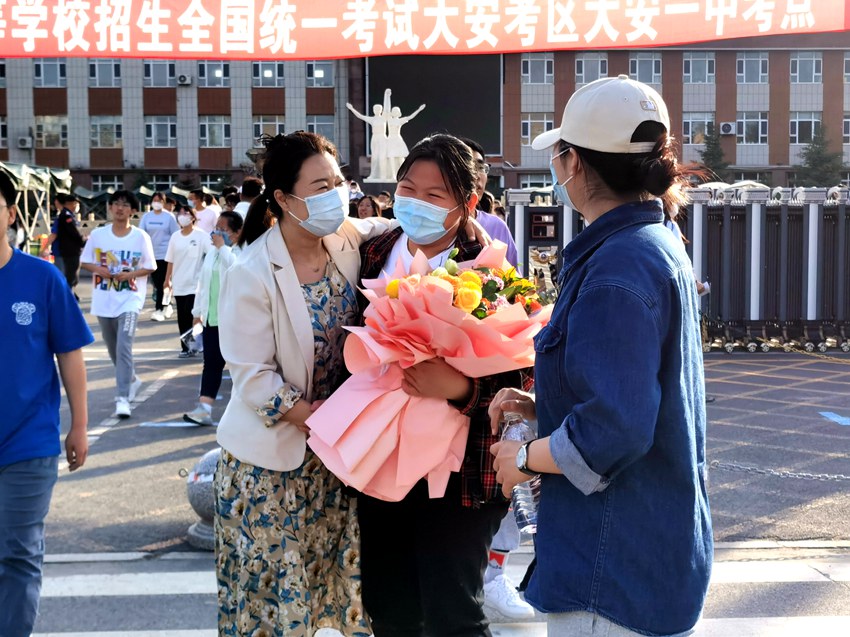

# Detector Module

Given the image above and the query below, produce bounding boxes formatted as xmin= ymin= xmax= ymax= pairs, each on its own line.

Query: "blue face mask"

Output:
xmin=213 ymin=229 xmax=233 ymax=247
xmin=287 ymin=185 xmax=348 ymax=237
xmin=393 ymin=195 xmax=459 ymax=245
xmin=549 ymin=148 xmax=576 ymax=210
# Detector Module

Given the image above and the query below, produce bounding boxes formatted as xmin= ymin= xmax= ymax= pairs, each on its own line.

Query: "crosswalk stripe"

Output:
xmin=32 ymin=628 xmax=218 ymax=637
xmin=39 ymin=559 xmax=850 ymax=598
xmin=695 ymin=616 xmax=850 ymax=636
xmin=41 ymin=571 xmax=215 ymax=598
xmin=31 ymin=618 xmax=850 ymax=637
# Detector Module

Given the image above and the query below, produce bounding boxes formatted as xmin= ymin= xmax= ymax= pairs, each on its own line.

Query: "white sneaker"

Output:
xmin=483 ymin=574 xmax=535 ymax=621
xmin=163 ymin=304 xmax=174 ymax=318
xmin=150 ymin=310 xmax=165 ymax=322
xmin=183 ymin=404 xmax=213 ymax=426
xmin=115 ymin=397 xmax=132 ymax=419
xmin=129 ymin=377 xmax=143 ymax=403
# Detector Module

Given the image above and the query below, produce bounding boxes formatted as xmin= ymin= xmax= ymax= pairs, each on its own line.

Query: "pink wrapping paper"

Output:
xmin=307 ymin=241 xmax=551 ymax=501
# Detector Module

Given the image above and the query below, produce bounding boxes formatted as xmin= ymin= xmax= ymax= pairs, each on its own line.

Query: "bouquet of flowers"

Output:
xmin=306 ymin=241 xmax=552 ymax=501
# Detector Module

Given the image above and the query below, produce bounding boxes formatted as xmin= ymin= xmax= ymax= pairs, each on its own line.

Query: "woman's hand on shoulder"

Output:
xmin=464 ymin=216 xmax=492 ymax=247
xmin=488 ymin=387 xmax=536 ymax=435
xmin=402 ymin=358 xmax=472 ymax=402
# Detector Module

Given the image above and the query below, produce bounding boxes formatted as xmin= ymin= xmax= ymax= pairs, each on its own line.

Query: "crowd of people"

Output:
xmin=2 ymin=75 xmax=712 ymax=637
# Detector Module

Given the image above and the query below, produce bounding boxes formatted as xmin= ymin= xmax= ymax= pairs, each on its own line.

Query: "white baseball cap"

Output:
xmin=531 ymin=74 xmax=670 ymax=154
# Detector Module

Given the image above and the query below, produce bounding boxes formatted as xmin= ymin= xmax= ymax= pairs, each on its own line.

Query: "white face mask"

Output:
xmin=151 ymin=202 xmax=163 ymax=211
xmin=177 ymin=214 xmax=193 ymax=227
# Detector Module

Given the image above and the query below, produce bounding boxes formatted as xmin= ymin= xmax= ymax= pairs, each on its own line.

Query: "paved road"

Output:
xmin=31 ymin=281 xmax=850 ymax=635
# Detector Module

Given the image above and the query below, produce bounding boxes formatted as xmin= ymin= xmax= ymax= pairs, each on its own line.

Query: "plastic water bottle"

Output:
xmin=500 ymin=412 xmax=541 ymax=534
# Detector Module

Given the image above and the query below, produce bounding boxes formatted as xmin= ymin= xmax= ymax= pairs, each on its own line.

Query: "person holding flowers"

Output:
xmin=354 ymin=134 xmax=532 ymax=637
xmin=489 ymin=76 xmax=712 ymax=636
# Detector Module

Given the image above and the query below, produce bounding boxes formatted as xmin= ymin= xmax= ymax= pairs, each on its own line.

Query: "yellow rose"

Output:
xmin=459 ymin=271 xmax=483 ymax=288
xmin=439 ymin=274 xmax=462 ymax=293
xmin=386 ymin=279 xmax=400 ymax=298
xmin=455 ymin=285 xmax=483 ymax=313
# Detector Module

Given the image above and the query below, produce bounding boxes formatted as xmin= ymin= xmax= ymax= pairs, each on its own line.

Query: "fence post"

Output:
xmin=742 ymin=189 xmax=769 ymax=321
xmin=687 ymin=189 xmax=711 ymax=286
xmin=799 ymin=188 xmax=828 ymax=321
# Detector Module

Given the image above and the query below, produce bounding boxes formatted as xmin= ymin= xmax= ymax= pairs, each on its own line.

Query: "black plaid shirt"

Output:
xmin=359 ymin=228 xmax=533 ymax=507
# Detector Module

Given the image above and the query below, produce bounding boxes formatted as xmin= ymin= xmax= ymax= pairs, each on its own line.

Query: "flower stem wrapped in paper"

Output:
xmin=306 ymin=240 xmax=552 ymax=501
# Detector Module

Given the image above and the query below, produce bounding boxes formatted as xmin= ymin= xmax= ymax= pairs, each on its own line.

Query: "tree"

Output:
xmin=794 ymin=125 xmax=845 ymax=187
xmin=698 ymin=123 xmax=729 ymax=182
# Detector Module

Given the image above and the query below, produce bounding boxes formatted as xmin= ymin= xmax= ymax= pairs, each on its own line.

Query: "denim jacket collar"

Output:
xmin=559 ymin=199 xmax=663 ymax=286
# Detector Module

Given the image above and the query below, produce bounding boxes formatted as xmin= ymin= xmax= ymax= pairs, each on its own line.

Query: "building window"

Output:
xmin=306 ymin=61 xmax=334 ymax=87
xmin=201 ymin=174 xmax=228 ymax=190
xmin=733 ymin=171 xmax=770 ymax=184
xmin=789 ymin=112 xmax=821 ymax=144
xmin=519 ymin=173 xmax=552 ymax=189
xmin=253 ymin=116 xmax=285 ymax=143
xmin=0 ymin=62 xmax=6 ymax=88
xmin=34 ymin=58 xmax=67 ymax=87
xmin=0 ymin=116 xmax=6 ymax=148
xmin=790 ymin=52 xmax=822 ymax=84
xmin=89 ymin=59 xmax=122 ymax=87
xmin=91 ymin=174 xmax=123 ymax=191
xmin=252 ymin=61 xmax=285 ymax=87
xmin=736 ymin=111 xmax=768 ymax=144
xmin=682 ymin=112 xmax=714 ymax=145
xmin=520 ymin=112 xmax=554 ymax=146
xmin=629 ymin=52 xmax=661 ymax=84
xmin=683 ymin=52 xmax=715 ymax=84
xmin=199 ymin=116 xmax=231 ymax=147
xmin=198 ymin=61 xmax=230 ymax=87
xmin=575 ymin=53 xmax=607 ymax=84
xmin=844 ymin=114 xmax=850 ymax=144
xmin=736 ymin=52 xmax=769 ymax=84
xmin=150 ymin=174 xmax=178 ymax=191
xmin=845 ymin=53 xmax=850 ymax=82
xmin=35 ymin=116 xmax=69 ymax=148
xmin=144 ymin=116 xmax=177 ymax=147
xmin=306 ymin=115 xmax=334 ymax=141
xmin=143 ymin=60 xmax=176 ymax=87
xmin=521 ymin=53 xmax=554 ymax=84
xmin=842 ymin=171 xmax=850 ymax=187
xmin=90 ymin=116 xmax=123 ymax=148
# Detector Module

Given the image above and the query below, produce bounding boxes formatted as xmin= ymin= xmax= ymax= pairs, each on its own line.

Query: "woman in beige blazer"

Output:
xmin=214 ymin=132 xmax=391 ymax=636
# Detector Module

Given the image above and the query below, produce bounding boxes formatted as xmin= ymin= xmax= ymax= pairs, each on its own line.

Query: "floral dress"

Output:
xmin=215 ymin=260 xmax=370 ymax=637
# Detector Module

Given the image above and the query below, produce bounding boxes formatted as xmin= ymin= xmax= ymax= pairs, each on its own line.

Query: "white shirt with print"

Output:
xmin=165 ymin=228 xmax=211 ymax=296
xmin=81 ymin=225 xmax=157 ymax=318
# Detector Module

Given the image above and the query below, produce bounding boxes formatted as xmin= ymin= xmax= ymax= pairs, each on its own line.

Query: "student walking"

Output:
xmin=139 ymin=191 xmax=178 ymax=321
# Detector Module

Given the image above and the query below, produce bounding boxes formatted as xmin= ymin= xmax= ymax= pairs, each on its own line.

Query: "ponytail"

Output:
xmin=239 ymin=192 xmax=278 ymax=247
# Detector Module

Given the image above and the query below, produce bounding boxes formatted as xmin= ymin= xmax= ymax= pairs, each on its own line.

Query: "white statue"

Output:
xmin=347 ymin=88 xmax=425 ymax=183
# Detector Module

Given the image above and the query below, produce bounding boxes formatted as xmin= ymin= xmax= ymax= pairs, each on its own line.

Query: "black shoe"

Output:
xmin=705 ymin=395 xmax=716 ymax=404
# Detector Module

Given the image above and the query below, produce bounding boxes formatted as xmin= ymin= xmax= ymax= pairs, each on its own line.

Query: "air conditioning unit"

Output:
xmin=719 ymin=122 xmax=735 ymax=136
xmin=17 ymin=136 xmax=33 ymax=149
xmin=177 ymin=74 xmax=192 ymax=86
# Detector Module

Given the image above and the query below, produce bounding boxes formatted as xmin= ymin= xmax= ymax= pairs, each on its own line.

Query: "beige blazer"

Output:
xmin=216 ymin=217 xmax=392 ymax=471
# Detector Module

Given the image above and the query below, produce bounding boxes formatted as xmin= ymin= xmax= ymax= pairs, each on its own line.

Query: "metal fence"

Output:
xmin=506 ymin=186 xmax=850 ymax=353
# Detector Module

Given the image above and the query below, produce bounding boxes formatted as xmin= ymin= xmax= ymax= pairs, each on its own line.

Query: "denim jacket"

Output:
xmin=527 ymin=200 xmax=713 ymax=636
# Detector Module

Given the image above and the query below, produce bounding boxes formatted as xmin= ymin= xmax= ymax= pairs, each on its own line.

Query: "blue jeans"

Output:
xmin=0 ymin=456 xmax=59 ymax=637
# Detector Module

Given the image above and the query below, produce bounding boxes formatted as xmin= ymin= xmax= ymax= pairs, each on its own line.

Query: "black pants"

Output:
xmin=358 ymin=475 xmax=507 ymax=637
xmin=62 ymin=252 xmax=80 ymax=291
xmin=151 ymin=259 xmax=168 ymax=310
xmin=175 ymin=294 xmax=195 ymax=352
xmin=199 ymin=325 xmax=226 ymax=399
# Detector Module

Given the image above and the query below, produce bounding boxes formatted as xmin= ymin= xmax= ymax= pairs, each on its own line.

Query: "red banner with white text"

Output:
xmin=0 ymin=0 xmax=846 ymax=60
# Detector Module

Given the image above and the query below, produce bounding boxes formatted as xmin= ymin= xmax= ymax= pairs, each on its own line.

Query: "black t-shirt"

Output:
xmin=56 ymin=208 xmax=85 ymax=252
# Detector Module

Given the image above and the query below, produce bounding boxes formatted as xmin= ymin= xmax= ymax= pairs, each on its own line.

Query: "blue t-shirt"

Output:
xmin=0 ymin=250 xmax=94 ymax=466
xmin=139 ymin=210 xmax=179 ymax=260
